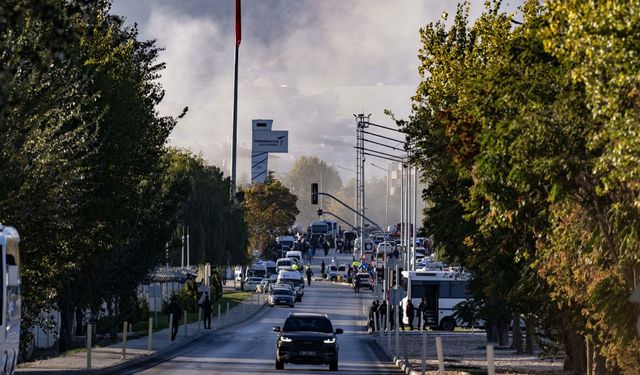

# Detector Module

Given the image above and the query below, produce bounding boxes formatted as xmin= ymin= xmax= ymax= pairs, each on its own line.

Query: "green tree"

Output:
xmin=285 ymin=156 xmax=341 ymax=226
xmin=244 ymin=173 xmax=299 ymax=254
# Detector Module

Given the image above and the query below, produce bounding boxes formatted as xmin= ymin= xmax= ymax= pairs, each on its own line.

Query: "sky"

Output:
xmin=110 ymin=0 xmax=523 ymax=185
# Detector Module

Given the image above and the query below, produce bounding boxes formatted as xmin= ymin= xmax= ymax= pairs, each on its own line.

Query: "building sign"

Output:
xmin=252 ymin=130 xmax=288 ymax=153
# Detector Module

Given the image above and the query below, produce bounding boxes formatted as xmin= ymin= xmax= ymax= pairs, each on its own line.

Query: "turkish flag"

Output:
xmin=235 ymin=0 xmax=241 ymax=46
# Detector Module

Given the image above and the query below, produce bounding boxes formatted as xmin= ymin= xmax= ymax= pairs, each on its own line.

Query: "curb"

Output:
xmin=18 ymin=302 xmax=269 ymax=375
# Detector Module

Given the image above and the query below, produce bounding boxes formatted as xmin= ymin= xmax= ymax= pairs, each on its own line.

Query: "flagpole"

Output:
xmin=231 ymin=0 xmax=241 ymax=195
xmin=231 ymin=42 xmax=239 ymax=195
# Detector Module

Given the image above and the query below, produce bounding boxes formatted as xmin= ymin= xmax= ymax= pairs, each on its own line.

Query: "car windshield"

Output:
xmin=273 ymin=289 xmax=292 ymax=296
xmin=283 ymin=317 xmax=334 ymax=333
xmin=357 ymin=274 xmax=370 ymax=280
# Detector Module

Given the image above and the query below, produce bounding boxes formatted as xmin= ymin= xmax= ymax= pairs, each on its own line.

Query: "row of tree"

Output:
xmin=0 ymin=0 xmax=248 ymax=354
xmin=400 ymin=1 xmax=639 ymax=373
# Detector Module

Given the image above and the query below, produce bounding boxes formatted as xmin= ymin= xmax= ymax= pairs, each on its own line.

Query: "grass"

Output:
xmin=132 ymin=290 xmax=253 ymax=333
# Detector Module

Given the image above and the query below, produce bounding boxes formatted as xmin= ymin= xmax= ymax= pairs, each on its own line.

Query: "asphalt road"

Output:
xmin=126 ymin=252 xmax=401 ymax=374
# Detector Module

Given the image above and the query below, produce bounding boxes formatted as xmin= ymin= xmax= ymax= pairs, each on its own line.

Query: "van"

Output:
xmin=285 ymin=250 xmax=303 ymax=264
xmin=277 ymin=270 xmax=305 ymax=298
xmin=276 ymin=258 xmax=295 ymax=271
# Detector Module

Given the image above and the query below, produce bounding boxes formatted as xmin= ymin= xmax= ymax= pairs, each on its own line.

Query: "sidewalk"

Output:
xmin=18 ymin=293 xmax=268 ymax=374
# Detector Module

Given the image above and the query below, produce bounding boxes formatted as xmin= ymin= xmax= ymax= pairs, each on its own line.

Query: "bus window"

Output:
xmin=439 ymin=282 xmax=449 ymax=298
xmin=449 ymin=281 xmax=468 ymax=299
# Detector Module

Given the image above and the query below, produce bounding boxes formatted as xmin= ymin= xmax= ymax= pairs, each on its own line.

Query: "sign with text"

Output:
xmin=252 ymin=130 xmax=288 ymax=153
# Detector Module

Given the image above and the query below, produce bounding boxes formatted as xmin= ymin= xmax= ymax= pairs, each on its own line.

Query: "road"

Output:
xmin=126 ymin=252 xmax=401 ymax=374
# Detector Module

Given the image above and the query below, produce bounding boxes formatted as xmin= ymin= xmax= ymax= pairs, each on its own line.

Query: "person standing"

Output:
xmin=305 ymin=265 xmax=314 ymax=286
xmin=406 ymin=299 xmax=415 ymax=331
xmin=369 ymin=300 xmax=379 ymax=331
xmin=418 ymin=297 xmax=428 ymax=330
xmin=378 ymin=300 xmax=388 ymax=331
xmin=320 ymin=259 xmax=326 ymax=275
xmin=322 ymin=237 xmax=330 ymax=256
xmin=201 ymin=293 xmax=213 ymax=329
xmin=166 ymin=296 xmax=182 ymax=341
xmin=398 ymin=301 xmax=405 ymax=331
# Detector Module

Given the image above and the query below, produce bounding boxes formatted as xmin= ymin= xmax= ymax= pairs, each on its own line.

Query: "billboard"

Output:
xmin=252 ymin=130 xmax=288 ymax=153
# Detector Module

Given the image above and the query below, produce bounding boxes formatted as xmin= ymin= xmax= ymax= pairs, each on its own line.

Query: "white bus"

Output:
xmin=400 ymin=270 xmax=470 ymax=331
xmin=0 ymin=225 xmax=20 ymax=374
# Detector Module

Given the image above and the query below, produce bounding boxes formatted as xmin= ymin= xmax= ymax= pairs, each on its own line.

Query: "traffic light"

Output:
xmin=311 ymin=183 xmax=318 ymax=205
xmin=317 ymin=209 xmax=323 ymax=216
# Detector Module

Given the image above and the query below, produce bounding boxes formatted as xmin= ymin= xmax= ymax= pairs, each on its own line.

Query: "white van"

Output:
xmin=285 ymin=250 xmax=303 ymax=265
xmin=276 ymin=258 xmax=295 ymax=271
xmin=277 ymin=270 xmax=305 ymax=298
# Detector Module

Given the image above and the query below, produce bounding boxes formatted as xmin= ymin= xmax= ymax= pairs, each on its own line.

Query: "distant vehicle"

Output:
xmin=264 ymin=260 xmax=278 ymax=277
xmin=400 ymin=270 xmax=471 ymax=331
xmin=0 ymin=225 xmax=20 ymax=374
xmin=269 ymin=288 xmax=295 ymax=308
xmin=276 ymin=258 xmax=296 ymax=272
xmin=243 ymin=277 xmax=264 ymax=292
xmin=277 ymin=270 xmax=305 ymax=300
xmin=326 ymin=265 xmax=338 ymax=281
xmin=352 ymin=273 xmax=374 ymax=291
xmin=310 ymin=221 xmax=329 ymax=236
xmin=285 ymin=250 xmax=303 ymax=265
xmin=273 ymin=313 xmax=343 ymax=371
xmin=376 ymin=242 xmax=394 ymax=255
xmin=248 ymin=261 xmax=267 ymax=279
xmin=276 ymin=236 xmax=296 ymax=258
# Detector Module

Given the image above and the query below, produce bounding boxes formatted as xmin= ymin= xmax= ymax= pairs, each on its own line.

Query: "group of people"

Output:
xmin=165 ymin=292 xmax=215 ymax=341
xmin=368 ymin=297 xmax=432 ymax=332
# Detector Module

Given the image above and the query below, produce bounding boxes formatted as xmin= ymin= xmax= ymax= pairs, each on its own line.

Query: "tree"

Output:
xmin=285 ymin=156 xmax=341 ymax=226
xmin=244 ymin=173 xmax=299 ymax=255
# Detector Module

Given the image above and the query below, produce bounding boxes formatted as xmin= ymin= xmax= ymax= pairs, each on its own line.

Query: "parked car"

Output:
xmin=243 ymin=276 xmax=264 ymax=291
xmin=269 ymin=288 xmax=296 ymax=308
xmin=273 ymin=313 xmax=342 ymax=371
xmin=351 ymin=273 xmax=374 ymax=291
xmin=276 ymin=281 xmax=303 ymax=302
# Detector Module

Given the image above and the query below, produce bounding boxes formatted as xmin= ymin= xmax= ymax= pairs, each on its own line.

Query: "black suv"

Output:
xmin=273 ymin=313 xmax=343 ymax=371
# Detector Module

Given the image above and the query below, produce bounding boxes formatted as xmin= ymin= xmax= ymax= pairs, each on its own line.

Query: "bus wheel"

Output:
xmin=440 ymin=318 xmax=456 ymax=332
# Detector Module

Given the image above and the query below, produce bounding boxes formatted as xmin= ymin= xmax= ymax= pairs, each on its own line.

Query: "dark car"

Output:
xmin=352 ymin=273 xmax=374 ymax=291
xmin=273 ymin=313 xmax=343 ymax=371
xmin=269 ymin=288 xmax=295 ymax=308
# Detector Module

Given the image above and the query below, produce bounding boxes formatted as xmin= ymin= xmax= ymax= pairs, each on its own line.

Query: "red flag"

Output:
xmin=235 ymin=0 xmax=241 ymax=46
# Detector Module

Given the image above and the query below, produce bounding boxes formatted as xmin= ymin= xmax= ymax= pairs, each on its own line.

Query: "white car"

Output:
xmin=243 ymin=277 xmax=264 ymax=291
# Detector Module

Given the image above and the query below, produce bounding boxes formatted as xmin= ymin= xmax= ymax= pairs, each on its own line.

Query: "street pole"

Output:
xmin=181 ymin=225 xmax=185 ymax=269
xmin=186 ymin=226 xmax=190 ymax=268
xmin=412 ymin=164 xmax=418 ymax=270
xmin=231 ymin=0 xmax=241 ymax=195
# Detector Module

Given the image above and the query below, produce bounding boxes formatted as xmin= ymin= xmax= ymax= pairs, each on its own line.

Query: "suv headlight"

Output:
xmin=323 ymin=338 xmax=336 ymax=344
xmin=280 ymin=336 xmax=293 ymax=342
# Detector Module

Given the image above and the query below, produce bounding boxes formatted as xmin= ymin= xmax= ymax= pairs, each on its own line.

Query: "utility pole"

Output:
xmin=231 ymin=0 xmax=241 ymax=195
xmin=355 ymin=114 xmax=370 ymax=239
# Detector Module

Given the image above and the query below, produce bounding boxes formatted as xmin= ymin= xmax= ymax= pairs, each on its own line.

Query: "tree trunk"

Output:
xmin=58 ymin=287 xmax=75 ymax=351
xmin=569 ymin=332 xmax=586 ymax=374
xmin=498 ymin=324 xmax=509 ymax=347
xmin=511 ymin=312 xmax=524 ymax=353
xmin=486 ymin=323 xmax=499 ymax=343
xmin=524 ymin=316 xmax=535 ymax=355
xmin=74 ymin=306 xmax=84 ymax=336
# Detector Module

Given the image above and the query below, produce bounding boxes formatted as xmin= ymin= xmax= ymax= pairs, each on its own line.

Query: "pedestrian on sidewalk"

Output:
xmin=418 ymin=297 xmax=428 ymax=330
xmin=369 ymin=300 xmax=379 ymax=331
xmin=398 ymin=302 xmax=405 ymax=331
xmin=201 ymin=293 xmax=213 ymax=329
xmin=378 ymin=300 xmax=387 ymax=330
xmin=320 ymin=259 xmax=325 ymax=275
xmin=406 ymin=299 xmax=415 ymax=331
xmin=166 ymin=296 xmax=182 ymax=341
xmin=323 ymin=237 xmax=330 ymax=256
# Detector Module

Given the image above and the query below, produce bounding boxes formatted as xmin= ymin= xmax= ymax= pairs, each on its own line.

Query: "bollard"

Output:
xmin=226 ymin=302 xmax=230 ymax=323
xmin=487 ymin=344 xmax=495 ymax=375
xmin=148 ymin=317 xmax=153 ymax=351
xmin=184 ymin=310 xmax=188 ymax=337
xmin=373 ymin=314 xmax=378 ymax=333
xmin=421 ymin=330 xmax=426 ymax=375
xmin=121 ymin=321 xmax=128 ymax=360
xmin=387 ymin=312 xmax=391 ymax=351
xmin=198 ymin=307 xmax=202 ymax=330
xmin=218 ymin=304 xmax=221 ymax=323
xmin=436 ymin=336 xmax=444 ymax=375
xmin=169 ymin=313 xmax=173 ymax=341
xmin=86 ymin=323 xmax=92 ymax=369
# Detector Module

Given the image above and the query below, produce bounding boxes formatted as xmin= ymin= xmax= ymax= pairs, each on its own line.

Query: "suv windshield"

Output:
xmin=283 ymin=317 xmax=333 ymax=333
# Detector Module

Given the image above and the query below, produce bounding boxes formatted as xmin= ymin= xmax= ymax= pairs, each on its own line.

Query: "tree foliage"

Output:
xmin=244 ymin=173 xmax=299 ymax=253
xmin=401 ymin=0 xmax=640 ymax=372
xmin=285 ymin=156 xmax=341 ymax=225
